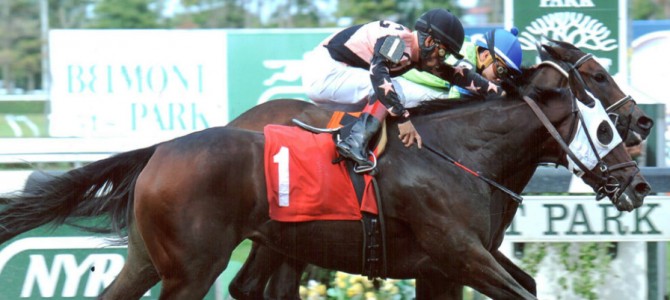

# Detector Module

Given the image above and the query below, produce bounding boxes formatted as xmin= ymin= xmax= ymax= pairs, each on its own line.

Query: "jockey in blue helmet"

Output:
xmin=473 ymin=28 xmax=523 ymax=81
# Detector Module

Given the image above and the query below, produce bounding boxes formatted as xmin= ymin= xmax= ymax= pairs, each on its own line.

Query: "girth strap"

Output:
xmin=346 ymin=162 xmax=387 ymax=279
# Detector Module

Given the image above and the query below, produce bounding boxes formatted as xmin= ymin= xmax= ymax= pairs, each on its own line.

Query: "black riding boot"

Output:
xmin=336 ymin=113 xmax=381 ymax=166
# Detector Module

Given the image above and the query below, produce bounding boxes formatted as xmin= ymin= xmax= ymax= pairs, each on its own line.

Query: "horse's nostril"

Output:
xmin=637 ymin=116 xmax=654 ymax=130
xmin=635 ymin=182 xmax=651 ymax=197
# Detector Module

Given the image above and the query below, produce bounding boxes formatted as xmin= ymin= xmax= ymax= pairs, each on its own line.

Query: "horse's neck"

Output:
xmin=413 ymin=99 xmax=546 ymax=183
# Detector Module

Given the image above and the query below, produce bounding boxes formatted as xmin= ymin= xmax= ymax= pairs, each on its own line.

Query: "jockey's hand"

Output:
xmin=398 ymin=119 xmax=422 ymax=149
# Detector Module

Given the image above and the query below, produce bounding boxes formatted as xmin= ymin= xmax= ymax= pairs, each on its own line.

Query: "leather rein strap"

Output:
xmin=521 ymin=95 xmax=639 ymax=199
xmin=522 ymin=95 xmax=595 ymax=177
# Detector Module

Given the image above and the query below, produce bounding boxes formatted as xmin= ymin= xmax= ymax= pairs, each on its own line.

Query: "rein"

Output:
xmin=521 ymin=95 xmax=638 ymax=201
xmin=421 ymin=143 xmax=523 ymax=203
xmin=540 ymin=53 xmax=637 ymax=143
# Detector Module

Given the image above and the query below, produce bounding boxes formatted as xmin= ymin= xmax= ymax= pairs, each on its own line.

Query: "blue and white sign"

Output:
xmin=49 ymin=30 xmax=228 ymax=138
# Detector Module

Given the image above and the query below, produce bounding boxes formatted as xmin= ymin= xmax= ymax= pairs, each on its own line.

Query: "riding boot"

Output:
xmin=336 ymin=101 xmax=386 ymax=166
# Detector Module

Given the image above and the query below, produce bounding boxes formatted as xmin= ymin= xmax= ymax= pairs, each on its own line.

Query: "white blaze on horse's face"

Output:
xmin=567 ymin=96 xmax=623 ymax=176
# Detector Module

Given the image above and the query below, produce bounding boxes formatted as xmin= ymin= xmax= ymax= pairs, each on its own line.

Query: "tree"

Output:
xmin=49 ymin=0 xmax=95 ymax=29
xmin=336 ymin=0 xmax=459 ymax=27
xmin=267 ymin=0 xmax=324 ymax=28
xmin=0 ymin=0 xmax=41 ymax=93
xmin=631 ymin=0 xmax=666 ymax=19
xmin=90 ymin=0 xmax=161 ymax=28
xmin=172 ymin=0 xmax=256 ymax=28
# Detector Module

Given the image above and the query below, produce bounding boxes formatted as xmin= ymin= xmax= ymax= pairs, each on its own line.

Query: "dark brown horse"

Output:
xmin=226 ymin=40 xmax=656 ymax=299
xmin=0 ymin=46 xmax=650 ymax=300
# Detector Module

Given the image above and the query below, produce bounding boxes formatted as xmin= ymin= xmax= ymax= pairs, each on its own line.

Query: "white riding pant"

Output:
xmin=301 ymin=46 xmax=450 ymax=112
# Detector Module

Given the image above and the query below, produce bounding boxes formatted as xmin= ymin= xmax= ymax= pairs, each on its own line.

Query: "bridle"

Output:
xmin=525 ymin=56 xmax=640 ymax=203
xmin=542 ymin=53 xmax=637 ymax=141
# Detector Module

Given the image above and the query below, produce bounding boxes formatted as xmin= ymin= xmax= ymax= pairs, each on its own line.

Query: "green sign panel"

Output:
xmin=226 ymin=29 xmax=334 ymax=120
xmin=508 ymin=0 xmax=624 ymax=74
xmin=0 ymin=226 xmax=247 ymax=299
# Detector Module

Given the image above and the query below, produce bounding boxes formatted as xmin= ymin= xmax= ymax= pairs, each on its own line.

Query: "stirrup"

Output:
xmin=354 ymin=151 xmax=377 ymax=174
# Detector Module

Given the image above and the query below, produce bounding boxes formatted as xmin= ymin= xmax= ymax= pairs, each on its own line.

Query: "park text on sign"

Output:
xmin=49 ymin=30 xmax=228 ymax=138
xmin=505 ymin=196 xmax=669 ymax=242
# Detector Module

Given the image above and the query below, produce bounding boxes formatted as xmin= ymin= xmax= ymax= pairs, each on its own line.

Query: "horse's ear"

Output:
xmin=536 ymin=41 xmax=551 ymax=61
xmin=541 ymin=43 xmax=561 ymax=60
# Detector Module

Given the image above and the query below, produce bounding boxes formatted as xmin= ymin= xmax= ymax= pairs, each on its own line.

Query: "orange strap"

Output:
xmin=363 ymin=100 xmax=388 ymax=121
xmin=327 ymin=111 xmax=346 ymax=129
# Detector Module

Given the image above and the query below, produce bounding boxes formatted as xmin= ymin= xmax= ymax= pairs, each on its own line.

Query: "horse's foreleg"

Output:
xmin=414 ymin=257 xmax=463 ymax=300
xmin=229 ymin=243 xmax=300 ymax=300
xmin=418 ymin=229 xmax=536 ymax=300
xmin=453 ymin=245 xmax=535 ymax=299
xmin=98 ymin=222 xmax=160 ymax=300
xmin=264 ymin=256 xmax=306 ymax=300
xmin=493 ymin=249 xmax=537 ymax=296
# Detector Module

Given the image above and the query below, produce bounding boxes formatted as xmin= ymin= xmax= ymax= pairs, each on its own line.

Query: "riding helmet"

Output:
xmin=415 ymin=8 xmax=465 ymax=60
xmin=475 ymin=28 xmax=523 ymax=73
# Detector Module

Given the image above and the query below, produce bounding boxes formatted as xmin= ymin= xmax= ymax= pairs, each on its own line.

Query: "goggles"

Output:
xmin=493 ymin=58 xmax=509 ymax=79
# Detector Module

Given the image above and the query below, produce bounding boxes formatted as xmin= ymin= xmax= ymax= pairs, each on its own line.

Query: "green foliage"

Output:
xmin=0 ymin=0 xmax=41 ymax=92
xmin=521 ymin=242 xmax=615 ymax=300
xmin=337 ymin=0 xmax=459 ymax=26
xmin=631 ymin=0 xmax=665 ymax=20
xmin=172 ymin=0 xmax=257 ymax=28
xmin=519 ymin=243 xmax=548 ymax=275
xmin=91 ymin=0 xmax=160 ymax=28
xmin=49 ymin=0 xmax=95 ymax=29
xmin=300 ymin=271 xmax=415 ymax=300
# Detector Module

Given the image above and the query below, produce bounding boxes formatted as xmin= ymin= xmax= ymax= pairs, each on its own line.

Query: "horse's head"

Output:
xmin=524 ymin=81 xmax=650 ymax=212
xmin=538 ymin=40 xmax=653 ymax=146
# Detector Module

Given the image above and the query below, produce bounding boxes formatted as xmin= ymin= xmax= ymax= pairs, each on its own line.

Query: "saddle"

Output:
xmin=264 ymin=111 xmax=389 ymax=278
xmin=302 ymin=111 xmax=389 ymax=173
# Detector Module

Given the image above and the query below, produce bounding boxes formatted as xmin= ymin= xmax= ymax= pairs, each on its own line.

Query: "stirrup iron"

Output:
xmin=354 ymin=151 xmax=377 ymax=174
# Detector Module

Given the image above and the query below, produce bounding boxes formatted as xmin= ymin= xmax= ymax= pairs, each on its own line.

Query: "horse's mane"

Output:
xmin=407 ymin=65 xmax=541 ymax=117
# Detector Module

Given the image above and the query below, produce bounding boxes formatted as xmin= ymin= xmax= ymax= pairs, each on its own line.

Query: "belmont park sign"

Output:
xmin=505 ymin=196 xmax=670 ymax=242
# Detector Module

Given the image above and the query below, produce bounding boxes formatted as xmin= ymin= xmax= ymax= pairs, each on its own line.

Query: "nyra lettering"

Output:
xmin=21 ymin=254 xmax=124 ymax=298
xmin=67 ymin=64 xmax=204 ymax=94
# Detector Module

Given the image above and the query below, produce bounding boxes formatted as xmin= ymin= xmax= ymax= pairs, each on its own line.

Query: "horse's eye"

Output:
xmin=593 ymin=73 xmax=607 ymax=82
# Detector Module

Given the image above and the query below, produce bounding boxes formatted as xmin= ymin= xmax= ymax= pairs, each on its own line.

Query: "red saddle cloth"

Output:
xmin=264 ymin=124 xmax=378 ymax=222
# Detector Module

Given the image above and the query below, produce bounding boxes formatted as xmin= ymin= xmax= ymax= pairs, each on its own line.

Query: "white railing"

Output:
xmin=0 ymin=137 xmax=166 ymax=164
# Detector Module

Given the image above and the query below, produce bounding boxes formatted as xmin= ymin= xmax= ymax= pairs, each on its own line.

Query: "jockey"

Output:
xmin=401 ymin=28 xmax=523 ymax=99
xmin=301 ymin=8 xmax=507 ymax=168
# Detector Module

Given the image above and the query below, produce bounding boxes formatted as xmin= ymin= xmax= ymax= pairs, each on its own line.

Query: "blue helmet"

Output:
xmin=475 ymin=28 xmax=522 ymax=73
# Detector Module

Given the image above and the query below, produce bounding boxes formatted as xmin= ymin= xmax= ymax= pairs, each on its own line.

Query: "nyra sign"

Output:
xmin=505 ymin=196 xmax=670 ymax=242
xmin=0 ymin=237 xmax=158 ymax=299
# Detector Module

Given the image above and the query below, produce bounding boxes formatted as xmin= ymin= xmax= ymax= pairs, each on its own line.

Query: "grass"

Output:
xmin=0 ymin=113 xmax=48 ymax=137
xmin=0 ymin=101 xmax=48 ymax=137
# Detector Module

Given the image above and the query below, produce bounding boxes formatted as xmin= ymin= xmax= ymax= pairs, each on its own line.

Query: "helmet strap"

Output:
xmin=417 ymin=31 xmax=437 ymax=70
xmin=477 ymin=49 xmax=494 ymax=71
